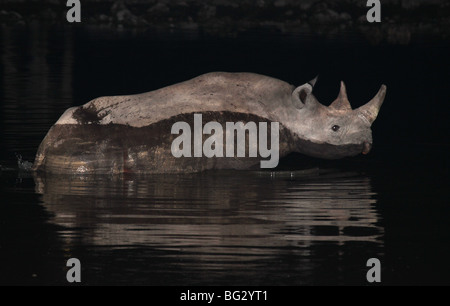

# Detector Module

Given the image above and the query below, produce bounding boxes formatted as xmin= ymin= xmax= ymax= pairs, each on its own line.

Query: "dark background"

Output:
xmin=1 ymin=0 xmax=449 ymax=155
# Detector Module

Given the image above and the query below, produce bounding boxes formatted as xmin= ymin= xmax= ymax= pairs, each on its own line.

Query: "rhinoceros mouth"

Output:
xmin=294 ymin=137 xmax=369 ymax=160
xmin=362 ymin=142 xmax=372 ymax=155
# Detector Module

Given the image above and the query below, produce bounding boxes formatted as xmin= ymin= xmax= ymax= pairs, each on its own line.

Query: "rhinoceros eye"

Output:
xmin=331 ymin=125 xmax=340 ymax=132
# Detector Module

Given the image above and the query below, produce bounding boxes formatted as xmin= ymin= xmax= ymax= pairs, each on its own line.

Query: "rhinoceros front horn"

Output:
xmin=356 ymin=84 xmax=387 ymax=125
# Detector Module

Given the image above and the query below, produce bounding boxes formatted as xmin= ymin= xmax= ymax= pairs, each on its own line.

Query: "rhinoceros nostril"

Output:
xmin=362 ymin=142 xmax=372 ymax=155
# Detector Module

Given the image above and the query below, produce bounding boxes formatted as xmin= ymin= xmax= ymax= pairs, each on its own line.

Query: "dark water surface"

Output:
xmin=0 ymin=25 xmax=449 ymax=285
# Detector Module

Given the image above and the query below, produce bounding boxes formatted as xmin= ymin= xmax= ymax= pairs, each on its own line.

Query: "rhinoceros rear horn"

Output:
xmin=356 ymin=85 xmax=387 ymax=125
xmin=329 ymin=81 xmax=352 ymax=111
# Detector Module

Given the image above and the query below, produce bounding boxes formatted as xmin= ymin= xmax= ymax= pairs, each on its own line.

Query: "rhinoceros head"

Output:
xmin=290 ymin=78 xmax=387 ymax=159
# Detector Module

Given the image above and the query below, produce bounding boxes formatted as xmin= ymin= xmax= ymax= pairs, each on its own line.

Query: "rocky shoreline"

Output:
xmin=1 ymin=0 xmax=449 ymax=44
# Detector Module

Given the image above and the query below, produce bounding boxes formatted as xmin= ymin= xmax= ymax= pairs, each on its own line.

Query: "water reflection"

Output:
xmin=34 ymin=170 xmax=383 ymax=285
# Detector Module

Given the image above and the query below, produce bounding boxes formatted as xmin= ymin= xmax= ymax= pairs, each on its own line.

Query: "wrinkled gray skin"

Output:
xmin=32 ymin=72 xmax=386 ymax=174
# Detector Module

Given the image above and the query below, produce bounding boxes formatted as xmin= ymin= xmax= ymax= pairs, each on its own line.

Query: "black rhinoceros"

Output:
xmin=32 ymin=72 xmax=386 ymax=174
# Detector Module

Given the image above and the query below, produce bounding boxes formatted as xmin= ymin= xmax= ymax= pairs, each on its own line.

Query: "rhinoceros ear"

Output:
xmin=292 ymin=83 xmax=312 ymax=109
xmin=308 ymin=75 xmax=319 ymax=87
xmin=292 ymin=76 xmax=321 ymax=109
